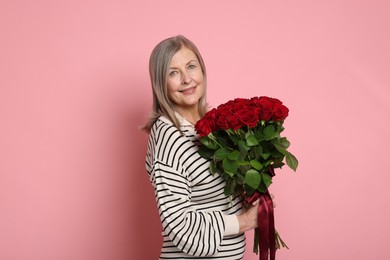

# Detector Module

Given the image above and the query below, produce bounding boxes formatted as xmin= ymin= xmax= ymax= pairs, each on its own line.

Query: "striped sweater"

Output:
xmin=146 ymin=115 xmax=246 ymax=259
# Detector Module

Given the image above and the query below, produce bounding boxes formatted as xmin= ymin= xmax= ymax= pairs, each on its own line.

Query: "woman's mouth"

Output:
xmin=179 ymin=86 xmax=197 ymax=94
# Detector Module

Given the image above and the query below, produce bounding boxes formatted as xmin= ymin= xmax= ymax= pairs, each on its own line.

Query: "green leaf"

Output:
xmin=224 ymin=178 xmax=236 ymax=196
xmin=209 ymin=160 xmax=217 ymax=175
xmin=273 ymin=142 xmax=288 ymax=156
xmin=278 ymin=125 xmax=285 ymax=134
xmin=261 ymin=173 xmax=273 ymax=188
xmin=261 ymin=151 xmax=271 ymax=160
xmin=237 ymin=151 xmax=247 ymax=161
xmin=217 ymin=135 xmax=229 ymax=147
xmin=254 ymin=130 xmax=265 ymax=141
xmin=274 ymin=124 xmax=284 ymax=135
xmin=244 ymin=169 xmax=261 ymax=190
xmin=238 ymin=160 xmax=249 ymax=166
xmin=245 ymin=184 xmax=256 ymax=196
xmin=263 ymin=125 xmax=276 ymax=140
xmin=279 ymin=137 xmax=290 ymax=148
xmin=228 ymin=150 xmax=240 ymax=160
xmin=246 ymin=134 xmax=259 ymax=146
xmin=286 ymin=152 xmax=299 ymax=171
xmin=238 ymin=140 xmax=250 ymax=152
xmin=198 ymin=146 xmax=214 ymax=159
xmin=201 ymin=136 xmax=219 ymax=149
xmin=272 ymin=161 xmax=285 ymax=169
xmin=250 ymin=160 xmax=263 ymax=171
xmin=235 ymin=172 xmax=245 ymax=185
xmin=221 ymin=172 xmax=230 ymax=181
xmin=257 ymin=182 xmax=268 ymax=193
xmin=214 ymin=147 xmax=230 ymax=160
xmin=264 ymin=160 xmax=272 ymax=167
xmin=254 ymin=146 xmax=263 ymax=157
xmin=228 ymin=133 xmax=239 ymax=143
xmin=214 ymin=160 xmax=223 ymax=172
xmin=222 ymin=158 xmax=239 ymax=176
xmin=271 ymin=149 xmax=284 ymax=159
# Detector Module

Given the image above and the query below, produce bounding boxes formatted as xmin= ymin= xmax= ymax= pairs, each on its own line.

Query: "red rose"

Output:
xmin=268 ymin=97 xmax=283 ymax=105
xmin=206 ymin=108 xmax=218 ymax=131
xmin=194 ymin=119 xmax=212 ymax=137
xmin=216 ymin=111 xmax=231 ymax=130
xmin=256 ymin=97 xmax=274 ymax=121
xmin=216 ymin=101 xmax=246 ymax=130
xmin=232 ymin=98 xmax=249 ymax=112
xmin=217 ymin=103 xmax=233 ymax=116
xmin=272 ymin=103 xmax=289 ymax=121
xmin=227 ymin=113 xmax=243 ymax=130
xmin=237 ymin=108 xmax=259 ymax=128
xmin=195 ymin=108 xmax=218 ymax=137
xmin=251 ymin=96 xmax=270 ymax=106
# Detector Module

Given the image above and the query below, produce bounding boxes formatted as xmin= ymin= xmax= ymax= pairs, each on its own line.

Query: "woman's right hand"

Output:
xmin=237 ymin=199 xmax=259 ymax=233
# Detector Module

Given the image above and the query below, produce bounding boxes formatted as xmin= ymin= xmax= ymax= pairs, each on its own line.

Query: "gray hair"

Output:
xmin=142 ymin=35 xmax=208 ymax=132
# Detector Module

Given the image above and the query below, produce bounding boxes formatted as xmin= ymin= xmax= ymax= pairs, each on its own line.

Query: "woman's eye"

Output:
xmin=188 ymin=64 xmax=196 ymax=69
xmin=169 ymin=71 xmax=177 ymax=77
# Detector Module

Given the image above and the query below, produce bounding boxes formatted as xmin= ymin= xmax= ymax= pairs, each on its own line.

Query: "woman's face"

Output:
xmin=166 ymin=47 xmax=204 ymax=115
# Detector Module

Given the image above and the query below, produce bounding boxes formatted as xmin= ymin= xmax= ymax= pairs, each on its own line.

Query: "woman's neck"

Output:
xmin=176 ymin=109 xmax=200 ymax=125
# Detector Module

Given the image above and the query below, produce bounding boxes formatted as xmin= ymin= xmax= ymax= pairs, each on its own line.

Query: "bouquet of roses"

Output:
xmin=194 ymin=96 xmax=298 ymax=260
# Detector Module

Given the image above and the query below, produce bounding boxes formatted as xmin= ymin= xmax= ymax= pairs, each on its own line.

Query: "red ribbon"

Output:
xmin=245 ymin=191 xmax=276 ymax=260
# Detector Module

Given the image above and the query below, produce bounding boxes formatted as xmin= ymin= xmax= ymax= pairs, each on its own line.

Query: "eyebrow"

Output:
xmin=169 ymin=60 xmax=198 ymax=70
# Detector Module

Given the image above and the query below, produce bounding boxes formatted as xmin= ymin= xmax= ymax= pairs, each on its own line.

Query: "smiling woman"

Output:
xmin=142 ymin=35 xmax=260 ymax=259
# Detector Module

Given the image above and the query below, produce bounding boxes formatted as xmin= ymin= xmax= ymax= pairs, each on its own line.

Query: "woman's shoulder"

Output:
xmin=151 ymin=115 xmax=198 ymax=146
xmin=147 ymin=115 xmax=197 ymax=165
xmin=150 ymin=115 xmax=179 ymax=134
xmin=148 ymin=116 xmax=184 ymax=145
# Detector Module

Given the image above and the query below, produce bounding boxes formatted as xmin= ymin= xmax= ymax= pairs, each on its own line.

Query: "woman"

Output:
xmin=143 ymin=35 xmax=259 ymax=259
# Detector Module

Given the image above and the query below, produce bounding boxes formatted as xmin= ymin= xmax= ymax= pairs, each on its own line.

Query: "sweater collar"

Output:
xmin=174 ymin=111 xmax=195 ymax=127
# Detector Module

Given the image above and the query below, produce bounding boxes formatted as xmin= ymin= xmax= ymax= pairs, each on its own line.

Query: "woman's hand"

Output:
xmin=237 ymin=194 xmax=276 ymax=234
xmin=237 ymin=199 xmax=259 ymax=233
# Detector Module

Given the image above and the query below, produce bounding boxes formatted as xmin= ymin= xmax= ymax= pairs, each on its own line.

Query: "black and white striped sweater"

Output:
xmin=146 ymin=115 xmax=246 ymax=259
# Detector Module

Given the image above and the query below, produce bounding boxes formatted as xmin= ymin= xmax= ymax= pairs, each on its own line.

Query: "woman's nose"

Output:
xmin=182 ymin=72 xmax=191 ymax=85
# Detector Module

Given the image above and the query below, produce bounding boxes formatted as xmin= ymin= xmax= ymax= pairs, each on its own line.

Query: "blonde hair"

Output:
xmin=142 ymin=35 xmax=208 ymax=132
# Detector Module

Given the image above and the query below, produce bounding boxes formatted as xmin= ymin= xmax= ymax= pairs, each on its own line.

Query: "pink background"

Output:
xmin=1 ymin=0 xmax=389 ymax=259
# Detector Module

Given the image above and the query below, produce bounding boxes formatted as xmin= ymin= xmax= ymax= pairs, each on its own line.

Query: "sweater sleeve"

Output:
xmin=223 ymin=214 xmax=240 ymax=236
xmin=151 ymin=160 xmax=229 ymax=257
